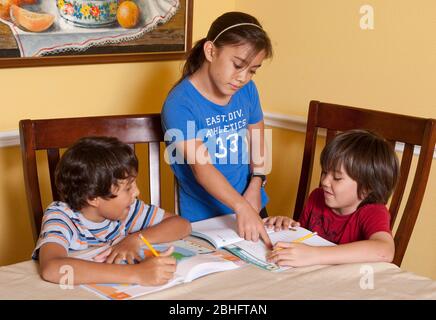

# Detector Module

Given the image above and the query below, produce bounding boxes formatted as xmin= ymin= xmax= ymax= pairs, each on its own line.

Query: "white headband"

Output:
xmin=212 ymin=23 xmax=263 ymax=43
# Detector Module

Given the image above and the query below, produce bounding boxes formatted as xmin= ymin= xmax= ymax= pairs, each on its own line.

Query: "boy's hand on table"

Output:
xmin=95 ymin=233 xmax=142 ymax=264
xmin=263 ymin=216 xmax=300 ymax=232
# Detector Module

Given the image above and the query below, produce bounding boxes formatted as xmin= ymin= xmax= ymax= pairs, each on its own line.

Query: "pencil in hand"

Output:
xmin=273 ymin=231 xmax=318 ymax=252
xmin=138 ymin=233 xmax=160 ymax=257
xmin=292 ymin=232 xmax=318 ymax=243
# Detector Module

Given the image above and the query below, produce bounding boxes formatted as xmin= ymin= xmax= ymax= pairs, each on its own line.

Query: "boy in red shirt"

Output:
xmin=265 ymin=130 xmax=399 ymax=266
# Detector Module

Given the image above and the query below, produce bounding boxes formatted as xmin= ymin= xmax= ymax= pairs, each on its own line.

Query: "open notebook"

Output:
xmin=80 ymin=239 xmax=244 ymax=300
xmin=191 ymin=214 xmax=336 ymax=271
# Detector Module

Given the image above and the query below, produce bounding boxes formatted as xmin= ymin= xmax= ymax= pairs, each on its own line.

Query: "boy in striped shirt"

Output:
xmin=33 ymin=136 xmax=191 ymax=286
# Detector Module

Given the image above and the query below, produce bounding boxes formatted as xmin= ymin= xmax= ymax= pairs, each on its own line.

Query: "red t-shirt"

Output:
xmin=299 ymin=188 xmax=392 ymax=244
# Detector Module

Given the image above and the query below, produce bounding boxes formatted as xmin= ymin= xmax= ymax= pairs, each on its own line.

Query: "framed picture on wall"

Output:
xmin=0 ymin=0 xmax=193 ymax=68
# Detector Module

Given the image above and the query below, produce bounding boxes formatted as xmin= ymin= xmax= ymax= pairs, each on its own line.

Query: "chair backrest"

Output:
xmin=19 ymin=114 xmax=179 ymax=243
xmin=294 ymin=100 xmax=436 ymax=266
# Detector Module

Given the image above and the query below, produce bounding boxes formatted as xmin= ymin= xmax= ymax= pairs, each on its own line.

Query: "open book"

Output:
xmin=81 ymin=239 xmax=244 ymax=300
xmin=191 ymin=214 xmax=336 ymax=271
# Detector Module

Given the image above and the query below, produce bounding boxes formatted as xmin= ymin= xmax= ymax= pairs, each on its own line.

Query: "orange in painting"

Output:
xmin=117 ymin=0 xmax=139 ymax=29
xmin=0 ymin=0 xmax=19 ymax=19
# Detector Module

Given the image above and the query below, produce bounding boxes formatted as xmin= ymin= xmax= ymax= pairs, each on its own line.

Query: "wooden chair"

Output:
xmin=293 ymin=100 xmax=436 ymax=266
xmin=19 ymin=114 xmax=179 ymax=243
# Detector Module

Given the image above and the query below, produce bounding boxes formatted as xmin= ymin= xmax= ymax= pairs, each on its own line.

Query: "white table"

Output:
xmin=0 ymin=259 xmax=435 ymax=300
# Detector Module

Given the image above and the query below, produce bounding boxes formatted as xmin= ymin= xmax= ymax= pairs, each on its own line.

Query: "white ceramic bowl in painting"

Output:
xmin=56 ymin=0 xmax=118 ymax=28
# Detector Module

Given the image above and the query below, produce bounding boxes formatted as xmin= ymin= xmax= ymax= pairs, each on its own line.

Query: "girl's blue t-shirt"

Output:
xmin=161 ymin=78 xmax=269 ymax=222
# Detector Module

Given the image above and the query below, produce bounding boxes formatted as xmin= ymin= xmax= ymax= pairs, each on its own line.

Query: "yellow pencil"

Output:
xmin=292 ymin=232 xmax=318 ymax=243
xmin=139 ymin=234 xmax=160 ymax=257
xmin=273 ymin=232 xmax=318 ymax=252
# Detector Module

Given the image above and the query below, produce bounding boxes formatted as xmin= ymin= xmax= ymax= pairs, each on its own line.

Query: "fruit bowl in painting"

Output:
xmin=56 ymin=0 xmax=118 ymax=28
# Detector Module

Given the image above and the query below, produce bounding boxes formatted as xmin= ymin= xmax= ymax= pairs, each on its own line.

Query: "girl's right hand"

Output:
xmin=133 ymin=247 xmax=177 ymax=286
xmin=235 ymin=202 xmax=272 ymax=249
xmin=263 ymin=216 xmax=300 ymax=232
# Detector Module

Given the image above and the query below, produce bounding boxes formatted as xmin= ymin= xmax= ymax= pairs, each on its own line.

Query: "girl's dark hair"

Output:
xmin=55 ymin=136 xmax=138 ymax=211
xmin=320 ymin=130 xmax=399 ymax=207
xmin=178 ymin=11 xmax=273 ymax=84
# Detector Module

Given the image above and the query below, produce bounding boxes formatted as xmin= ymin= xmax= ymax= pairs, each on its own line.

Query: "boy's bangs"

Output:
xmin=113 ymin=167 xmax=137 ymax=184
xmin=321 ymin=149 xmax=345 ymax=173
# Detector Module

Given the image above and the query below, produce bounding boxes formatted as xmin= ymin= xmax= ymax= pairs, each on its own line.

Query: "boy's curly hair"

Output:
xmin=320 ymin=129 xmax=399 ymax=207
xmin=55 ymin=136 xmax=138 ymax=211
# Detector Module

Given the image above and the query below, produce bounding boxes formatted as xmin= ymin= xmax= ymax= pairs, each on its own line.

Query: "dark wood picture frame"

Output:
xmin=0 ymin=0 xmax=193 ymax=68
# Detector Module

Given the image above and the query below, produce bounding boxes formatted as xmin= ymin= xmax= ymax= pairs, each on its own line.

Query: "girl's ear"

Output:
xmin=203 ymin=40 xmax=215 ymax=62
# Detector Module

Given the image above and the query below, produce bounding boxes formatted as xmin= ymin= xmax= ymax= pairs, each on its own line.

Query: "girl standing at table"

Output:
xmin=161 ymin=12 xmax=272 ymax=246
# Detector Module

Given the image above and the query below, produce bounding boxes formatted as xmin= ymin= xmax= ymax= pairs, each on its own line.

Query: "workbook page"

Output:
xmin=232 ymin=227 xmax=335 ymax=264
xmin=191 ymin=214 xmax=277 ymax=248
xmin=191 ymin=214 xmax=244 ymax=248
xmin=177 ymin=252 xmax=242 ymax=282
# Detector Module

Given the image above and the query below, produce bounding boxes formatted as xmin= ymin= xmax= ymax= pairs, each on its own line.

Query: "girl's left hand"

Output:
xmin=242 ymin=184 xmax=261 ymax=213
xmin=94 ymin=234 xmax=142 ymax=264
xmin=235 ymin=201 xmax=272 ymax=249
xmin=266 ymin=242 xmax=320 ymax=267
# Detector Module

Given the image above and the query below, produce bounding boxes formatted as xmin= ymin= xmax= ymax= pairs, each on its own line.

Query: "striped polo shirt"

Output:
xmin=32 ymin=199 xmax=164 ymax=260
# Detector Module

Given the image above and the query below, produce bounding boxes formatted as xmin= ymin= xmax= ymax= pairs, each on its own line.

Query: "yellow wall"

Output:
xmin=236 ymin=0 xmax=436 ymax=117
xmin=236 ymin=0 xmax=436 ymax=279
xmin=1 ymin=0 xmax=435 ymax=281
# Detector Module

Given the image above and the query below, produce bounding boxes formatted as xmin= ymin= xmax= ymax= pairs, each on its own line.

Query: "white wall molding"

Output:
xmin=264 ymin=112 xmax=436 ymax=159
xmin=0 ymin=129 xmax=20 ymax=148
xmin=263 ymin=112 xmax=307 ymax=133
xmin=1 ymin=113 xmax=435 ymax=159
